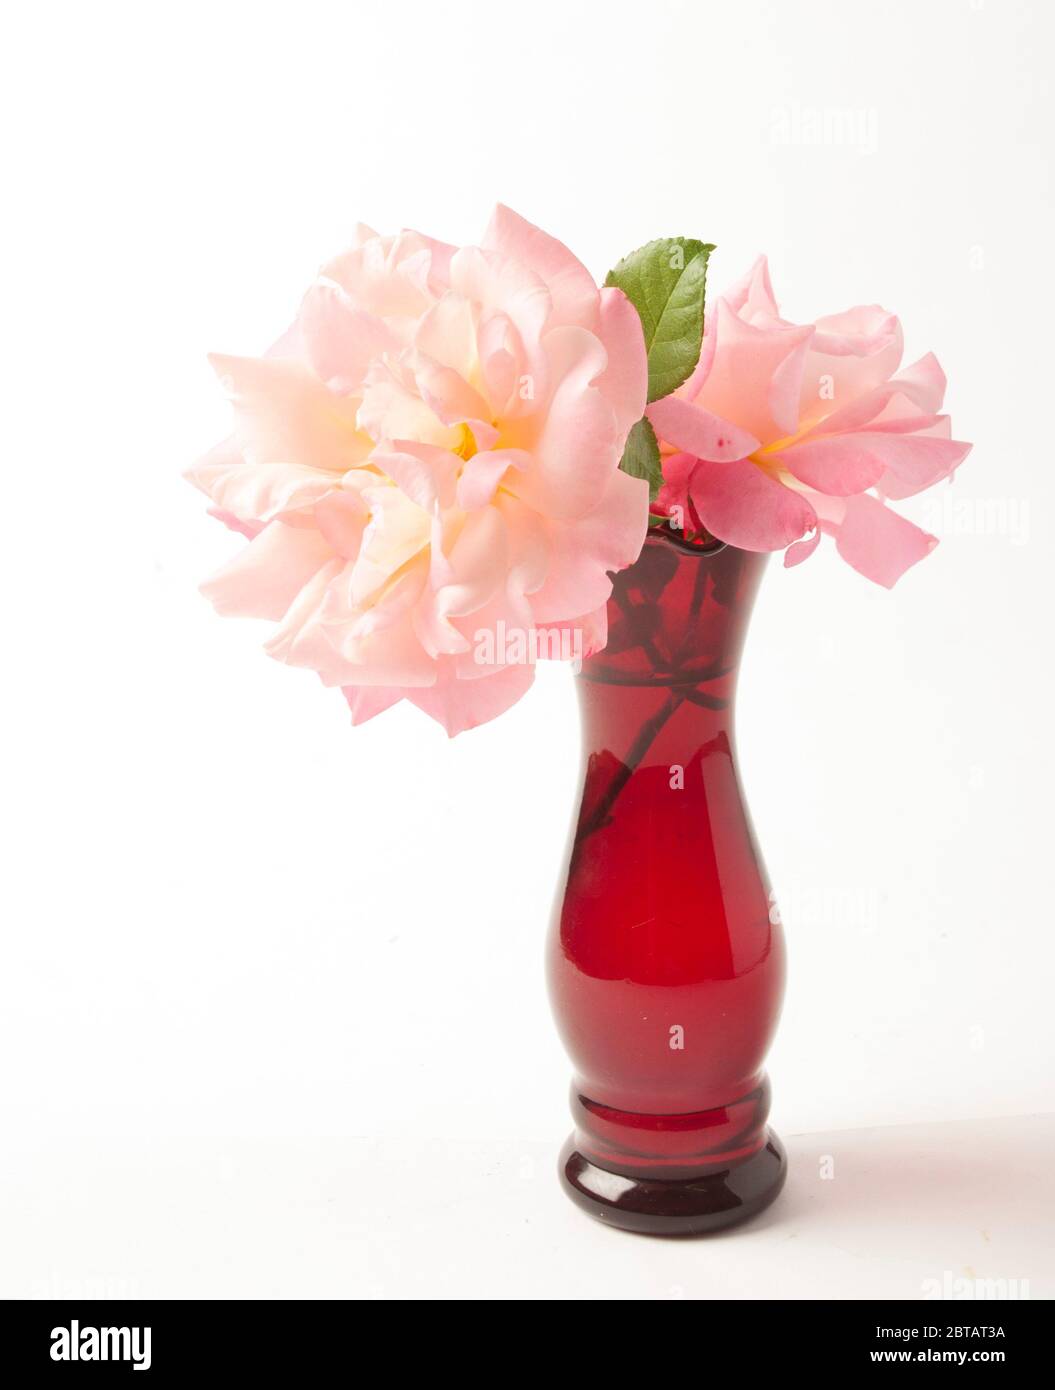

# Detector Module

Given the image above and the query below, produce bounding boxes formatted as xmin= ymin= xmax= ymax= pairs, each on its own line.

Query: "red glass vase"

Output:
xmin=547 ymin=533 xmax=786 ymax=1235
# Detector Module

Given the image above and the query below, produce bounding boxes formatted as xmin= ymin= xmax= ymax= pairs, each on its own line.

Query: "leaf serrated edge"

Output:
xmin=605 ymin=237 xmax=715 ymax=402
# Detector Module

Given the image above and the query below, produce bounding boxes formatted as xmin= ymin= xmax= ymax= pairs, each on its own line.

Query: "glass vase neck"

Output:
xmin=581 ymin=535 xmax=768 ymax=691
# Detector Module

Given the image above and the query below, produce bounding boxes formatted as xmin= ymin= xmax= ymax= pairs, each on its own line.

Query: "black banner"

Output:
xmin=0 ymin=1299 xmax=1046 ymax=1378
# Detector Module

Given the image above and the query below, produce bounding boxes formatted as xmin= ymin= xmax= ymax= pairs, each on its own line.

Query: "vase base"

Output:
xmin=558 ymin=1130 xmax=787 ymax=1237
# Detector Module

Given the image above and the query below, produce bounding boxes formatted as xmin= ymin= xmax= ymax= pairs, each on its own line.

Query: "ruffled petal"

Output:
xmin=449 ymin=245 xmax=551 ymax=354
xmin=370 ymin=442 xmax=462 ymax=512
xmin=357 ymin=357 xmax=460 ymax=449
xmin=407 ymin=661 xmax=535 ymax=737
xmin=781 ymin=425 xmax=970 ymax=501
xmin=409 ymin=349 xmax=494 ymax=435
xmin=504 ymin=325 xmax=619 ymax=519
xmin=298 ymin=281 xmax=401 ymax=391
xmin=696 ymin=301 xmax=814 ymax=444
xmin=722 ymin=255 xmax=782 ymax=323
xmin=779 ymin=434 xmax=889 ymax=495
xmin=201 ymin=522 xmax=334 ymax=619
xmin=483 ymin=204 xmax=598 ymax=327
xmin=314 ymin=489 xmax=369 ymax=560
xmin=850 ymin=431 xmax=970 ymax=497
xmin=347 ymin=484 xmax=431 ymax=606
xmin=477 ymin=311 xmax=526 ymax=418
xmin=456 ymin=448 xmax=530 ymax=510
xmin=342 ymin=685 xmax=403 ymax=726
xmin=321 ymin=229 xmax=454 ymax=317
xmin=799 ymin=305 xmax=903 ymax=424
xmin=208 ymin=353 xmax=372 ymax=472
xmin=412 ymin=507 xmax=509 ymax=659
xmin=595 ymin=287 xmax=648 ymax=439
xmin=549 ymin=602 xmax=609 ymax=660
xmin=527 ymin=467 xmax=649 ymax=622
xmin=892 ymin=352 xmax=947 ymax=414
xmin=268 ymin=556 xmax=437 ymax=689
xmin=189 ymin=440 xmax=339 ymax=524
xmin=413 ymin=291 xmax=478 ymax=381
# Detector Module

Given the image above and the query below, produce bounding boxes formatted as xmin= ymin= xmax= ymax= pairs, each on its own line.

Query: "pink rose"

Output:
xmin=649 ymin=257 xmax=971 ymax=586
xmin=187 ymin=207 xmax=648 ymax=734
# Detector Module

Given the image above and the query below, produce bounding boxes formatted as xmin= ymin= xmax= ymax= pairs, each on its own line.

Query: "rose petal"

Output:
xmin=647 ymin=396 xmax=760 ymax=462
xmin=206 ymin=505 xmax=263 ymax=541
xmin=832 ymin=493 xmax=938 ymax=588
xmin=688 ymin=458 xmax=817 ymax=552
xmin=407 ymin=661 xmax=535 ymax=737
xmin=342 ymin=686 xmax=403 ymax=726
xmin=783 ymin=525 xmax=822 ymax=568
xmin=780 ymin=434 xmax=889 ymax=495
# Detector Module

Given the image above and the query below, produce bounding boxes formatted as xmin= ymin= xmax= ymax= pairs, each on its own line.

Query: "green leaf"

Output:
xmin=605 ymin=237 xmax=714 ymax=402
xmin=618 ymin=415 xmax=664 ymax=505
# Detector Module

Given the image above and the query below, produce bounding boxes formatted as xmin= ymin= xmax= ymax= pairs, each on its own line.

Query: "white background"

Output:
xmin=2 ymin=0 xmax=1052 ymax=1299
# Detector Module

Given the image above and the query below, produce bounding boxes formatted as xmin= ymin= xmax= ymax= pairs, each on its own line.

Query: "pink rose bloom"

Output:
xmin=648 ymin=257 xmax=971 ymax=586
xmin=187 ymin=207 xmax=648 ymax=734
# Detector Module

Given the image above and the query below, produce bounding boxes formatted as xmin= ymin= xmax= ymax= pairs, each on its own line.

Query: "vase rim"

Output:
xmin=645 ymin=528 xmax=728 ymax=558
